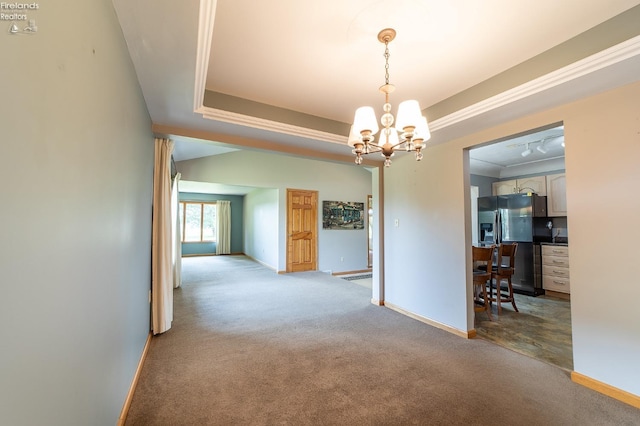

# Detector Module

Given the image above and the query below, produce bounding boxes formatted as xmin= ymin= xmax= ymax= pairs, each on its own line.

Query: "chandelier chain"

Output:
xmin=383 ymin=41 xmax=390 ymax=85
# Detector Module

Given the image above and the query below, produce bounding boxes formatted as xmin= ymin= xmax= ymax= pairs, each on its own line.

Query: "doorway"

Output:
xmin=468 ymin=123 xmax=573 ymax=370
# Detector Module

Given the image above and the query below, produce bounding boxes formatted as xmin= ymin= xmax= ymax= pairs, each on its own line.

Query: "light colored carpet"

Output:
xmin=125 ymin=255 xmax=639 ymax=425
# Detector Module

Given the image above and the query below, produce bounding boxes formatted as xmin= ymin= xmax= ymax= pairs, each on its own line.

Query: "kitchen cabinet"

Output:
xmin=492 ymin=176 xmax=546 ymax=196
xmin=492 ymin=179 xmax=517 ymax=195
xmin=546 ymin=173 xmax=567 ymax=216
xmin=518 ymin=176 xmax=547 ymax=195
xmin=542 ymin=245 xmax=570 ymax=294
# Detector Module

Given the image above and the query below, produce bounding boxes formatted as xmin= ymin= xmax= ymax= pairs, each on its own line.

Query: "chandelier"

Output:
xmin=348 ymin=28 xmax=431 ymax=167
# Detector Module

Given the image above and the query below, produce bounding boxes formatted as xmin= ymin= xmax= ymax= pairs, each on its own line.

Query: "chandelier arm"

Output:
xmin=364 ymin=144 xmax=383 ymax=154
xmin=391 ymin=139 xmax=408 ymax=150
xmin=390 ymin=136 xmax=417 ymax=151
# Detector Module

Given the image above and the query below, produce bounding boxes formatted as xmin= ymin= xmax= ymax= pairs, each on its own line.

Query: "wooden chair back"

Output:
xmin=473 ymin=245 xmax=494 ymax=279
xmin=472 ymin=245 xmax=495 ymax=320
xmin=496 ymin=243 xmax=517 ymax=274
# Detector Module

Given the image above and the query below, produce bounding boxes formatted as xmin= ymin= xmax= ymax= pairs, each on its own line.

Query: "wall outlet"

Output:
xmin=340 ymin=257 xmax=344 ymax=262
xmin=394 ymin=219 xmax=399 ymax=227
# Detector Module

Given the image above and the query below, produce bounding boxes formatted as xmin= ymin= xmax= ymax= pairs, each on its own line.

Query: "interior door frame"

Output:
xmin=367 ymin=194 xmax=373 ymax=268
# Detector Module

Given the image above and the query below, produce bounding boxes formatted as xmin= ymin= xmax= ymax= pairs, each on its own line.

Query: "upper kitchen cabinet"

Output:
xmin=546 ymin=173 xmax=567 ymax=216
xmin=492 ymin=179 xmax=517 ymax=195
xmin=518 ymin=176 xmax=547 ymax=196
xmin=492 ymin=176 xmax=546 ymax=196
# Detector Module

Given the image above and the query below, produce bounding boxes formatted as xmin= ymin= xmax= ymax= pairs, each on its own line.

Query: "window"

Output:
xmin=179 ymin=201 xmax=217 ymax=242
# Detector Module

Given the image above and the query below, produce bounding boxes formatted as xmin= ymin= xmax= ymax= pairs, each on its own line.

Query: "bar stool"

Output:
xmin=489 ymin=243 xmax=519 ymax=314
xmin=472 ymin=245 xmax=495 ymax=321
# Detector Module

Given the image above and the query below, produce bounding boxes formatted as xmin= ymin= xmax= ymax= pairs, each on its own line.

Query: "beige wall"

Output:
xmin=563 ymin=81 xmax=639 ymax=394
xmin=383 ymin=80 xmax=640 ymax=397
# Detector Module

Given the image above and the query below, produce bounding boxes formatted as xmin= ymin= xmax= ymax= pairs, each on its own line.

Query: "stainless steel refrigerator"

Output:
xmin=477 ymin=193 xmax=547 ymax=296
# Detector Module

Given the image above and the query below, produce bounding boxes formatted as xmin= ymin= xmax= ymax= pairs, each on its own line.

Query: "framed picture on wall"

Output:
xmin=322 ymin=201 xmax=365 ymax=230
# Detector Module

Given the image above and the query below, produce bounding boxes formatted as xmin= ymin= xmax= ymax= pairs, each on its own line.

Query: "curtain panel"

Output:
xmin=151 ymin=138 xmax=174 ymax=334
xmin=216 ymin=200 xmax=231 ymax=255
xmin=171 ymin=172 xmax=182 ymax=289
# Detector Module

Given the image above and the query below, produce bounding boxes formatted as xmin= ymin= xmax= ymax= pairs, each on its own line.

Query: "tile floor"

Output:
xmin=474 ymin=293 xmax=573 ymax=371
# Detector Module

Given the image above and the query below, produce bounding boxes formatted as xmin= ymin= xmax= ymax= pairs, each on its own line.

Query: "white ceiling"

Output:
xmin=111 ymin=0 xmax=640 ymax=182
xmin=469 ymin=125 xmax=565 ymax=178
xmin=206 ymin=0 xmax=636 ymax=123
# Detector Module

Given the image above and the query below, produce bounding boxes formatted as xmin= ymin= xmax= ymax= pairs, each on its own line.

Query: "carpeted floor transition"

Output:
xmin=125 ymin=255 xmax=639 ymax=425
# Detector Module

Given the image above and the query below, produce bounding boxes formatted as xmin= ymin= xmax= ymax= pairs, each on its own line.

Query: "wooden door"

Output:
xmin=286 ymin=189 xmax=318 ymax=272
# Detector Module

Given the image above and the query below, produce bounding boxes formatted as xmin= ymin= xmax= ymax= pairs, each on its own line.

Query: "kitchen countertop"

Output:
xmin=540 ymin=242 xmax=569 ymax=246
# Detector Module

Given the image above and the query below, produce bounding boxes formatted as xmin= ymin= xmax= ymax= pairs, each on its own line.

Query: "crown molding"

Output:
xmin=199 ymin=107 xmax=347 ymax=145
xmin=193 ymin=0 xmax=217 ymax=112
xmin=430 ymin=35 xmax=640 ymax=131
